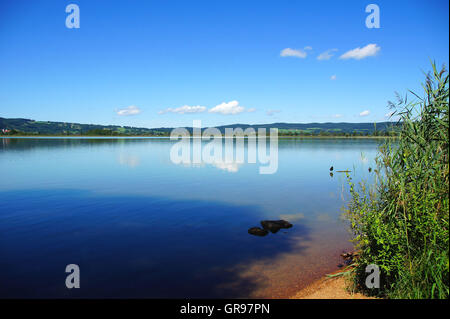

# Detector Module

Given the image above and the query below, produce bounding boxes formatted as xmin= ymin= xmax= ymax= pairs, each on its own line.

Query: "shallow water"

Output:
xmin=0 ymin=137 xmax=380 ymax=298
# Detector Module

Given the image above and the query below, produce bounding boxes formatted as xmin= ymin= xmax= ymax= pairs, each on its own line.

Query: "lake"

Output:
xmin=0 ymin=137 xmax=380 ymax=298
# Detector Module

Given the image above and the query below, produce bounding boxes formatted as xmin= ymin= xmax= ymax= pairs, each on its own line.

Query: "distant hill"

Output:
xmin=0 ymin=117 xmax=170 ymax=136
xmin=214 ymin=122 xmax=397 ymax=135
xmin=0 ymin=117 xmax=399 ymax=136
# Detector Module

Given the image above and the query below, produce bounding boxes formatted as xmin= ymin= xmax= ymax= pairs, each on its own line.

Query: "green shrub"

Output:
xmin=345 ymin=62 xmax=449 ymax=299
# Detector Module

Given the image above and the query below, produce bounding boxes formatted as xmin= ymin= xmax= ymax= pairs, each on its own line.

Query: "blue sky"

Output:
xmin=0 ymin=0 xmax=448 ymax=128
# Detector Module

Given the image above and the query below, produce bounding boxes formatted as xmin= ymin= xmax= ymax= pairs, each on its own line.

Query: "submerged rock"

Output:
xmin=344 ymin=258 xmax=353 ymax=266
xmin=248 ymin=227 xmax=269 ymax=237
xmin=341 ymin=252 xmax=351 ymax=259
xmin=260 ymin=220 xmax=293 ymax=234
xmin=340 ymin=251 xmax=359 ymax=266
xmin=341 ymin=251 xmax=359 ymax=259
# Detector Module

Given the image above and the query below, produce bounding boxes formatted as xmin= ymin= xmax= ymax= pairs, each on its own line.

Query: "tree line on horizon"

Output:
xmin=0 ymin=117 xmax=400 ymax=137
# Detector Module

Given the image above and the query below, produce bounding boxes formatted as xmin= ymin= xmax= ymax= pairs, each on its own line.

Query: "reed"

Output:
xmin=344 ymin=62 xmax=449 ymax=298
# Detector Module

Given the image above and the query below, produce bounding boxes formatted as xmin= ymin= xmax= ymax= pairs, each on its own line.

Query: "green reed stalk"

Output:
xmin=344 ymin=62 xmax=449 ymax=299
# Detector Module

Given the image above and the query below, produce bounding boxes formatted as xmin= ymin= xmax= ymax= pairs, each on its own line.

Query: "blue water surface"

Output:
xmin=0 ymin=137 xmax=380 ymax=298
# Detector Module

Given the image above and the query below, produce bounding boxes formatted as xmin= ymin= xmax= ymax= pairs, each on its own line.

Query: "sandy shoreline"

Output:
xmin=290 ymin=271 xmax=373 ymax=299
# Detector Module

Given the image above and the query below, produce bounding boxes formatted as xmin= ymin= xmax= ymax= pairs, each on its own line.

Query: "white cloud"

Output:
xmin=339 ymin=44 xmax=380 ymax=60
xmin=280 ymin=48 xmax=308 ymax=58
xmin=116 ymin=105 xmax=141 ymax=116
xmin=247 ymin=108 xmax=256 ymax=113
xmin=266 ymin=109 xmax=281 ymax=116
xmin=209 ymin=100 xmax=245 ymax=115
xmin=333 ymin=114 xmax=343 ymax=118
xmin=159 ymin=105 xmax=206 ymax=114
xmin=330 ymin=75 xmax=337 ymax=80
xmin=317 ymin=49 xmax=338 ymax=60
xmin=304 ymin=46 xmax=313 ymax=50
xmin=385 ymin=111 xmax=395 ymax=118
xmin=359 ymin=110 xmax=370 ymax=117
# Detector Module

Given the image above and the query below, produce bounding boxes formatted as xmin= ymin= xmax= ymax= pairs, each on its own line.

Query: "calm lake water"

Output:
xmin=0 ymin=137 xmax=380 ymax=298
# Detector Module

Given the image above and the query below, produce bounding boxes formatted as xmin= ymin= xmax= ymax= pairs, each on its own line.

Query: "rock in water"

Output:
xmin=248 ymin=227 xmax=269 ymax=236
xmin=260 ymin=220 xmax=293 ymax=233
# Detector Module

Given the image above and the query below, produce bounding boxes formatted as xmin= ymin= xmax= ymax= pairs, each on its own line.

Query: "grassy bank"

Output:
xmin=344 ymin=63 xmax=449 ymax=299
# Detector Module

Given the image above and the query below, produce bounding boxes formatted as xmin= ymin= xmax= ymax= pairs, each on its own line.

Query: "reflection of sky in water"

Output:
xmin=0 ymin=137 xmax=382 ymax=297
xmin=2 ymin=138 xmax=378 ymax=208
xmin=0 ymin=138 xmax=381 ymax=226
xmin=118 ymin=153 xmax=140 ymax=168
xmin=175 ymin=160 xmax=243 ymax=173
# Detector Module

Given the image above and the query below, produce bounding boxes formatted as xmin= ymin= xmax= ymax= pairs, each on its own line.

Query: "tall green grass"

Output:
xmin=344 ymin=62 xmax=449 ymax=299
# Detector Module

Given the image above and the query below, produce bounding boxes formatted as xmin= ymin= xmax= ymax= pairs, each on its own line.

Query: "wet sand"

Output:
xmin=291 ymin=274 xmax=372 ymax=299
